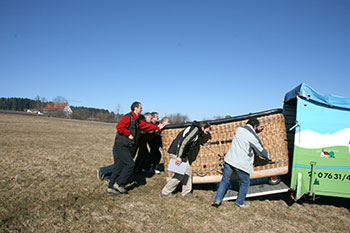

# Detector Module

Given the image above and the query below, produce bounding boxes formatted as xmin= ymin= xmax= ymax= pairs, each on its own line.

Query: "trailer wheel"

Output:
xmin=268 ymin=176 xmax=281 ymax=185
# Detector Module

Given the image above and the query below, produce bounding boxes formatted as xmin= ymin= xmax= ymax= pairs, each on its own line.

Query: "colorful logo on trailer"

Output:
xmin=320 ymin=149 xmax=335 ymax=158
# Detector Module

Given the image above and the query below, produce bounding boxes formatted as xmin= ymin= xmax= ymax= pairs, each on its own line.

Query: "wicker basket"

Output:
xmin=161 ymin=109 xmax=289 ymax=184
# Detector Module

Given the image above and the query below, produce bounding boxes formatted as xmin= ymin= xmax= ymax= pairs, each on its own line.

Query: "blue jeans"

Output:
xmin=214 ymin=162 xmax=250 ymax=206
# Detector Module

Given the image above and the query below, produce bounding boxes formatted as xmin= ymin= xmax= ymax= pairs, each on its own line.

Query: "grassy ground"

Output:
xmin=0 ymin=112 xmax=349 ymax=233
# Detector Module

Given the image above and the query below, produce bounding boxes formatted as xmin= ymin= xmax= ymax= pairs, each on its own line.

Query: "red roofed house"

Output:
xmin=43 ymin=102 xmax=73 ymax=117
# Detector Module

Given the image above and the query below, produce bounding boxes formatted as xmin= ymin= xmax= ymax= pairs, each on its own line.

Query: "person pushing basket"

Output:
xmin=212 ymin=117 xmax=271 ymax=208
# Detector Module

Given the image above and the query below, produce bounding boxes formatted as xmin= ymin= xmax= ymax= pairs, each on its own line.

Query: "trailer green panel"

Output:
xmin=284 ymin=83 xmax=350 ymax=200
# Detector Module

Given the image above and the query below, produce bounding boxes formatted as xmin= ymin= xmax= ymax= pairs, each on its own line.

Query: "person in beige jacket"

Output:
xmin=212 ymin=117 xmax=271 ymax=208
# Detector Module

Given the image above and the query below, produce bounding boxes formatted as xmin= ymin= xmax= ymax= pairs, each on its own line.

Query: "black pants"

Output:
xmin=149 ymin=136 xmax=162 ymax=170
xmin=108 ymin=142 xmax=135 ymax=188
xmin=135 ymin=140 xmax=151 ymax=173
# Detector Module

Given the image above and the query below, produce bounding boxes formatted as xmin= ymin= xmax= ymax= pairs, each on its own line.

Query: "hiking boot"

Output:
xmin=182 ymin=193 xmax=199 ymax=199
xmin=160 ymin=192 xmax=176 ymax=198
xmin=113 ymin=183 xmax=128 ymax=194
xmin=235 ymin=203 xmax=249 ymax=208
xmin=96 ymin=168 xmax=105 ymax=180
xmin=106 ymin=187 xmax=120 ymax=195
xmin=211 ymin=200 xmax=221 ymax=208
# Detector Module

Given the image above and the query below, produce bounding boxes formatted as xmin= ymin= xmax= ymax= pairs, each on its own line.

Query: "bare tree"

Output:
xmin=113 ymin=104 xmax=123 ymax=122
xmin=34 ymin=95 xmax=47 ymax=109
xmin=114 ymin=104 xmax=121 ymax=115
xmin=40 ymin=97 xmax=47 ymax=103
xmin=166 ymin=113 xmax=189 ymax=124
xmin=53 ymin=96 xmax=67 ymax=103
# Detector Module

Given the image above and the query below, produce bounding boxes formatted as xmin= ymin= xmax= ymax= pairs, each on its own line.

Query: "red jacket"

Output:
xmin=117 ymin=111 xmax=160 ymax=136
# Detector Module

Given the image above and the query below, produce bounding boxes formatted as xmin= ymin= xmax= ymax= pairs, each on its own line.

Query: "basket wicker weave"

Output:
xmin=161 ymin=109 xmax=289 ymax=184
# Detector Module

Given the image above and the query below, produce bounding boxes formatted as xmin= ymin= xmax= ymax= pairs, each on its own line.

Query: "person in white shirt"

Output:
xmin=212 ymin=118 xmax=271 ymax=208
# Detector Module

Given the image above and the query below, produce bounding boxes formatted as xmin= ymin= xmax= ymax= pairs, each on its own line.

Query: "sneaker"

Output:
xmin=113 ymin=183 xmax=128 ymax=194
xmin=182 ymin=193 xmax=199 ymax=199
xmin=96 ymin=168 xmax=105 ymax=180
xmin=235 ymin=203 xmax=249 ymax=208
xmin=160 ymin=192 xmax=176 ymax=198
xmin=211 ymin=200 xmax=221 ymax=208
xmin=106 ymin=187 xmax=120 ymax=195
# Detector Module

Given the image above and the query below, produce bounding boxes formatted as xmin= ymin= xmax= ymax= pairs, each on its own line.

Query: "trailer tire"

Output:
xmin=268 ymin=176 xmax=281 ymax=185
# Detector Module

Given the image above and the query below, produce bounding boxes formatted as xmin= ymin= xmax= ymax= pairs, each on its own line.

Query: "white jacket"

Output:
xmin=224 ymin=124 xmax=270 ymax=174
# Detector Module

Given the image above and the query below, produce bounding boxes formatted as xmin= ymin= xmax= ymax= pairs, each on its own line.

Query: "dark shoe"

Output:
xmin=235 ymin=203 xmax=249 ymax=208
xmin=113 ymin=183 xmax=128 ymax=194
xmin=160 ymin=192 xmax=176 ymax=198
xmin=212 ymin=200 xmax=221 ymax=208
xmin=106 ymin=187 xmax=120 ymax=195
xmin=182 ymin=193 xmax=199 ymax=199
xmin=96 ymin=168 xmax=105 ymax=180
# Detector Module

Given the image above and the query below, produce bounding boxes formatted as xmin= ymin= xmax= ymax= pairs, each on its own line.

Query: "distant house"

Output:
xmin=26 ymin=109 xmax=44 ymax=115
xmin=43 ymin=102 xmax=73 ymax=117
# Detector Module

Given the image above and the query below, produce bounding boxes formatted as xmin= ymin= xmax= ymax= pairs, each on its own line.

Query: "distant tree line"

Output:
xmin=70 ymin=106 xmax=123 ymax=122
xmin=0 ymin=97 xmax=123 ymax=123
xmin=0 ymin=97 xmax=44 ymax=111
xmin=0 ymin=97 xmax=191 ymax=124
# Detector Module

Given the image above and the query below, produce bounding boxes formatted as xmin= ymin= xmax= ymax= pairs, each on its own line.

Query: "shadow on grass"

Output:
xmin=249 ymin=192 xmax=295 ymax=206
xmin=125 ymin=175 xmax=148 ymax=191
xmin=249 ymin=191 xmax=350 ymax=209
xmin=101 ymin=173 xmax=148 ymax=192
xmin=295 ymin=195 xmax=350 ymax=209
xmin=193 ymin=180 xmax=295 ymax=206
xmin=193 ymin=183 xmax=217 ymax=191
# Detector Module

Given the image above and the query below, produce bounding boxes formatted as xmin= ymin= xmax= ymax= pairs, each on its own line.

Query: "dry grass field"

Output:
xmin=0 ymin=112 xmax=349 ymax=233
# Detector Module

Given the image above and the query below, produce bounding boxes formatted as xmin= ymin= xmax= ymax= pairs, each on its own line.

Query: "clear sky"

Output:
xmin=1 ymin=0 xmax=349 ymax=121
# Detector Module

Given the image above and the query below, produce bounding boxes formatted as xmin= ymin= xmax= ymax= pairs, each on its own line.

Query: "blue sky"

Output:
xmin=1 ymin=0 xmax=349 ymax=121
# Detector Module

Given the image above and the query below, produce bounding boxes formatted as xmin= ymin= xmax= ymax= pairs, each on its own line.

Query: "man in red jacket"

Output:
xmin=107 ymin=101 xmax=166 ymax=195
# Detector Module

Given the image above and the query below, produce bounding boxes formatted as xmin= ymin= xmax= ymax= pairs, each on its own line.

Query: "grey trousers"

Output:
xmin=161 ymin=154 xmax=192 ymax=196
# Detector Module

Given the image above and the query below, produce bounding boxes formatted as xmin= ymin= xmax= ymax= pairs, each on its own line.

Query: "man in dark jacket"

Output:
xmin=107 ymin=101 xmax=166 ymax=195
xmin=149 ymin=112 xmax=163 ymax=173
xmin=160 ymin=121 xmax=211 ymax=198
